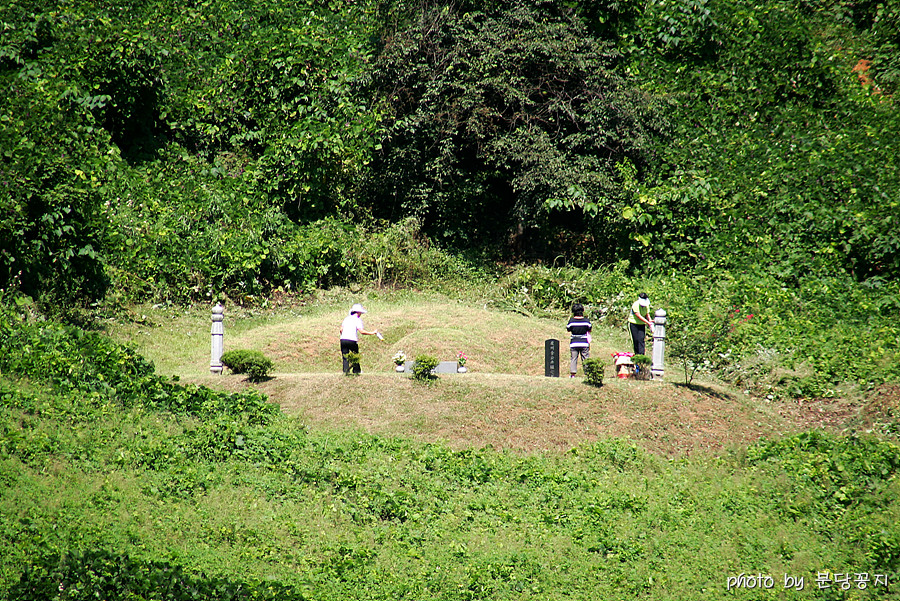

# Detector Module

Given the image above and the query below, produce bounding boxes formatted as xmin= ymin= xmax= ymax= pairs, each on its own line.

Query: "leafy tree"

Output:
xmin=0 ymin=68 xmax=113 ymax=306
xmin=616 ymin=0 xmax=900 ymax=282
xmin=360 ymin=0 xmax=663 ymax=258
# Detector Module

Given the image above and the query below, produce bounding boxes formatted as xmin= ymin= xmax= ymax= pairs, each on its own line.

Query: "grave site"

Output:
xmin=112 ymin=296 xmax=867 ymax=457
xmin=3 ymin=292 xmax=899 ymax=601
xmin=22 ymin=293 xmax=879 ymax=601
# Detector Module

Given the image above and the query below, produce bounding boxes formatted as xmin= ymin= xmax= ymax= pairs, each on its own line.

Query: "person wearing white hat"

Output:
xmin=628 ymin=292 xmax=653 ymax=355
xmin=339 ymin=303 xmax=379 ymax=374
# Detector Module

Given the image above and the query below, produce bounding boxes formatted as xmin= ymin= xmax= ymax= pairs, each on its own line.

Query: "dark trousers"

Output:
xmin=629 ymin=323 xmax=646 ymax=356
xmin=340 ymin=340 xmax=360 ymax=374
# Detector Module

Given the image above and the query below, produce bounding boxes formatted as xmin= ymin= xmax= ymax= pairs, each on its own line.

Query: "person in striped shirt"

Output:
xmin=566 ymin=303 xmax=592 ymax=377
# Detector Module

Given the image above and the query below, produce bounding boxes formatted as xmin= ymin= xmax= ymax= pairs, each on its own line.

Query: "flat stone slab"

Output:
xmin=402 ymin=360 xmax=461 ymax=374
xmin=434 ymin=361 xmax=458 ymax=374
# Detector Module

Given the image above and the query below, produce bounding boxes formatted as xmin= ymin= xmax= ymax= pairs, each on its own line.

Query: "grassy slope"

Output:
xmin=4 ymin=292 xmax=896 ymax=600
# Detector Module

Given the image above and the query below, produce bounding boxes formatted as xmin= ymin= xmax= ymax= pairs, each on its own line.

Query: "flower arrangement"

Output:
xmin=456 ymin=351 xmax=468 ymax=367
xmin=392 ymin=350 xmax=407 ymax=366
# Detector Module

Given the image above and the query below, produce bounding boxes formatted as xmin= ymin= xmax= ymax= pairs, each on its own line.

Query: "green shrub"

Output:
xmin=632 ymin=355 xmax=652 ymax=380
xmin=220 ymin=350 xmax=274 ymax=383
xmin=583 ymin=358 xmax=604 ymax=387
xmin=411 ymin=355 xmax=439 ymax=382
xmin=343 ymin=351 xmax=361 ymax=376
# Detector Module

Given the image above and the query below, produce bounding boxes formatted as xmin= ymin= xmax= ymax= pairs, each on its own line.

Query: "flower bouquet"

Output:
xmin=392 ymin=350 xmax=407 ymax=372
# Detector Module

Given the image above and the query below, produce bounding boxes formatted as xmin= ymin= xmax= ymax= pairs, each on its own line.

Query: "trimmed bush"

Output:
xmin=411 ymin=355 xmax=439 ymax=383
xmin=220 ymin=350 xmax=274 ymax=383
xmin=583 ymin=358 xmax=604 ymax=387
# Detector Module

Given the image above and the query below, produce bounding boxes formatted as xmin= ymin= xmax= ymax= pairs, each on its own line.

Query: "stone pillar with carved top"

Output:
xmin=210 ymin=303 xmax=224 ymax=374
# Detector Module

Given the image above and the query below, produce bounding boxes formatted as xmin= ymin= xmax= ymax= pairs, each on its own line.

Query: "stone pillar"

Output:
xmin=651 ymin=309 xmax=666 ymax=379
xmin=210 ymin=303 xmax=224 ymax=374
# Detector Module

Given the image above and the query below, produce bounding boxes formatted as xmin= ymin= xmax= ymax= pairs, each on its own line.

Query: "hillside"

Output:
xmin=2 ymin=295 xmax=899 ymax=600
xmin=110 ymin=295 xmax=864 ymax=456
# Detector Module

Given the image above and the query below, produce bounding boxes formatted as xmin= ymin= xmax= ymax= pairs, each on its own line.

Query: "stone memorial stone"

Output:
xmin=545 ymin=339 xmax=560 ymax=377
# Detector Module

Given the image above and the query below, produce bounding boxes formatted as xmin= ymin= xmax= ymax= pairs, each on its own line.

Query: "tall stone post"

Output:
xmin=210 ymin=303 xmax=224 ymax=374
xmin=651 ymin=309 xmax=666 ymax=380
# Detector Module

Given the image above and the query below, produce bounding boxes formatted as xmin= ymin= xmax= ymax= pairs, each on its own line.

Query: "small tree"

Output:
xmin=667 ymin=306 xmax=751 ymax=385
xmin=583 ymin=358 xmax=604 ymax=387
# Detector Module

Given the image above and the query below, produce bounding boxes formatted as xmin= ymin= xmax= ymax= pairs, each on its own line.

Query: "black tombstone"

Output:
xmin=545 ymin=339 xmax=560 ymax=377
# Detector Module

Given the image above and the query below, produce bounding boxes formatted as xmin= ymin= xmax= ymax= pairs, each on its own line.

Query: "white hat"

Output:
xmin=350 ymin=303 xmax=367 ymax=314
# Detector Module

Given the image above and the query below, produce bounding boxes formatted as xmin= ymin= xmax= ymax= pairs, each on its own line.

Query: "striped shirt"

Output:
xmin=566 ymin=315 xmax=592 ymax=348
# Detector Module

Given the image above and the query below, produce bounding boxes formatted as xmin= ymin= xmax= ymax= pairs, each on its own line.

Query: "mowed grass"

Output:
xmin=107 ymin=292 xmax=801 ymax=456
xmin=107 ymin=290 xmax=622 ymax=377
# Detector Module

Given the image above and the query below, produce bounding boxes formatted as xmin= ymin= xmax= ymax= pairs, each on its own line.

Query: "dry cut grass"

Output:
xmin=107 ymin=292 xmax=852 ymax=457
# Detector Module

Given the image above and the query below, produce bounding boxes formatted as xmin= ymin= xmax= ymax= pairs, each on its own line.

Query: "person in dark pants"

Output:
xmin=628 ymin=292 xmax=653 ymax=355
xmin=566 ymin=303 xmax=592 ymax=377
xmin=339 ymin=303 xmax=378 ymax=373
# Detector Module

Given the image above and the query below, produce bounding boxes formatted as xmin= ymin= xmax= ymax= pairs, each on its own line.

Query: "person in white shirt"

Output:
xmin=339 ymin=303 xmax=379 ymax=373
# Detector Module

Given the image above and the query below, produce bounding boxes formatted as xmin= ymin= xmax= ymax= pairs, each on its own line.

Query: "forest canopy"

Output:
xmin=0 ymin=0 xmax=898 ymax=305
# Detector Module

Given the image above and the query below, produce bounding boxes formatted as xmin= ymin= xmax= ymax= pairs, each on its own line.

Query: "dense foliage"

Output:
xmin=359 ymin=0 xmax=662 ymax=254
xmin=2 ymin=0 xmax=897 ymax=306
xmin=619 ymin=0 xmax=900 ymax=281
xmin=0 ymin=0 xmax=381 ymax=307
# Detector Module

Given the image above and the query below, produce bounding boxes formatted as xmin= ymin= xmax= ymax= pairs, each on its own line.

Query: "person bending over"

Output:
xmin=339 ymin=303 xmax=378 ymax=374
xmin=628 ymin=293 xmax=653 ymax=355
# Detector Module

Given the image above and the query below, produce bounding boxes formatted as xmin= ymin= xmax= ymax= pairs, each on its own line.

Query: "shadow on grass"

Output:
xmin=673 ymin=382 xmax=734 ymax=401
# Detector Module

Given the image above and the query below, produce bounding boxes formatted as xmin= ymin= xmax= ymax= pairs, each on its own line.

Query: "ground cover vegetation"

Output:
xmin=2 ymin=301 xmax=900 ymax=599
xmin=2 ymin=0 xmax=900 ymax=596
